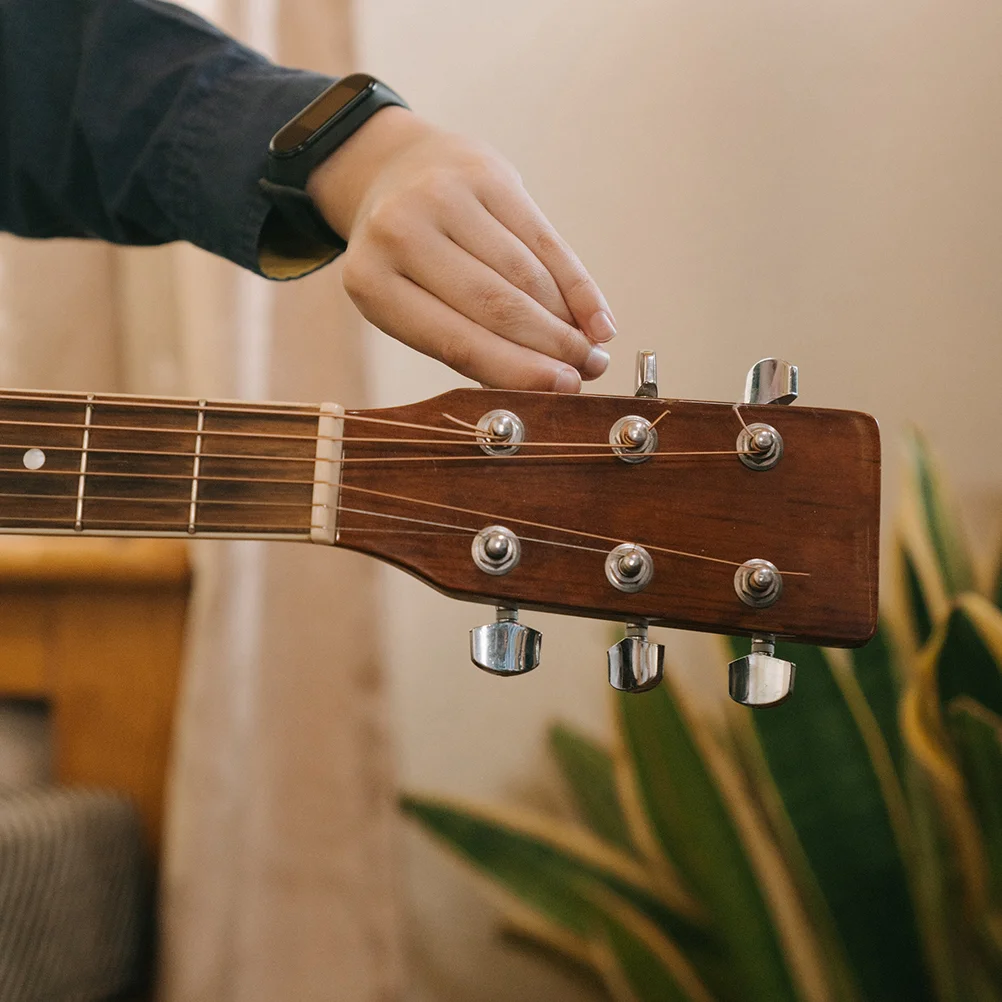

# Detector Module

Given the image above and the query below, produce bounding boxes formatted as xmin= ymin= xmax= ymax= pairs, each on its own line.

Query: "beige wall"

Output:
xmin=355 ymin=1 xmax=1002 ymax=999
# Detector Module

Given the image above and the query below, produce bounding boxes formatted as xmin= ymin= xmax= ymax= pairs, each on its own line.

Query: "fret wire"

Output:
xmin=188 ymin=401 xmax=206 ymax=535
xmin=74 ymin=396 xmax=93 ymax=531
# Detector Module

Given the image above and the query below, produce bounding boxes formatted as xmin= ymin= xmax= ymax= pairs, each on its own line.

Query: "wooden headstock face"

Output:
xmin=335 ymin=388 xmax=880 ymax=648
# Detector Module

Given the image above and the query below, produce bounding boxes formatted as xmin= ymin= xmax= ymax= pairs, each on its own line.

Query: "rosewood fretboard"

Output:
xmin=0 ymin=390 xmax=341 ymax=540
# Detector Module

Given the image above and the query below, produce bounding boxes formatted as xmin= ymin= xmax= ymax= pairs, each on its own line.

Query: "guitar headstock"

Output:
xmin=336 ymin=356 xmax=880 ymax=707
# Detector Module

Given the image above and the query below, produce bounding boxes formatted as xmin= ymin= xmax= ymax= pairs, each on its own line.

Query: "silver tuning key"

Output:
xmin=608 ymin=623 xmax=664 ymax=693
xmin=743 ymin=358 xmax=798 ymax=406
xmin=470 ymin=606 xmax=541 ymax=676
xmin=635 ymin=350 xmax=658 ymax=397
xmin=727 ymin=635 xmax=795 ymax=708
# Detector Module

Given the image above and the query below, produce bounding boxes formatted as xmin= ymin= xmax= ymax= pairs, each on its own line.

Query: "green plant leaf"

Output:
xmin=589 ymin=891 xmax=715 ymax=1002
xmin=903 ymin=543 xmax=935 ymax=647
xmin=849 ymin=622 xmax=905 ymax=777
xmin=549 ymin=723 xmax=634 ymax=854
xmin=498 ymin=917 xmax=610 ymax=998
xmin=993 ymin=551 xmax=1002 ymax=611
xmin=742 ymin=639 xmax=934 ymax=1002
xmin=615 ymin=678 xmax=800 ymax=1002
xmin=903 ymin=428 xmax=975 ymax=598
xmin=400 ymin=794 xmax=706 ymax=951
xmin=946 ymin=698 xmax=1002 ymax=910
xmin=934 ymin=596 xmax=1002 ymax=717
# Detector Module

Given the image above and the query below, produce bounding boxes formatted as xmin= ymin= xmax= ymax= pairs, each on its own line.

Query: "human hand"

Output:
xmin=305 ymin=107 xmax=615 ymax=392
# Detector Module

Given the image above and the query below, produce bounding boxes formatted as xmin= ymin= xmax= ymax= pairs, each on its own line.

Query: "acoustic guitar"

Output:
xmin=0 ymin=354 xmax=879 ymax=707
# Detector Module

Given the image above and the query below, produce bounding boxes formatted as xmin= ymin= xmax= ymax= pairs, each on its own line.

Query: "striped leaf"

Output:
xmin=731 ymin=638 xmax=933 ymax=1002
xmin=399 ymin=795 xmax=705 ymax=950
xmin=933 ymin=596 xmax=1002 ymax=718
xmin=549 ymin=723 xmax=634 ymax=854
xmin=615 ymin=679 xmax=800 ymax=1002
xmin=588 ymin=890 xmax=715 ymax=1002
xmin=849 ymin=623 xmax=905 ymax=778
xmin=946 ymin=698 xmax=1002 ymax=910
xmin=902 ymin=428 xmax=975 ymax=599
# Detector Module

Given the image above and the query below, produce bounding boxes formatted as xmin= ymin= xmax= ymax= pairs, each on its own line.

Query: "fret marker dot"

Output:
xmin=22 ymin=448 xmax=45 ymax=470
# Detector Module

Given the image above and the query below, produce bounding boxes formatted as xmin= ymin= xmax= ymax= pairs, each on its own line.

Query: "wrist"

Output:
xmin=305 ymin=106 xmax=426 ymax=239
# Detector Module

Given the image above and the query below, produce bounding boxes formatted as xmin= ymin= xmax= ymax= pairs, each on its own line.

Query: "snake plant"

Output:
xmin=402 ymin=430 xmax=1002 ymax=1001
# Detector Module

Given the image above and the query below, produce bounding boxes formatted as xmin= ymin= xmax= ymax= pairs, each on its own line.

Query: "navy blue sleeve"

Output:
xmin=0 ymin=0 xmax=339 ymax=276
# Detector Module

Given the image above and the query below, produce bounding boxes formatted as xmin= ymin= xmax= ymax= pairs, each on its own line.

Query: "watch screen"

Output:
xmin=271 ymin=75 xmax=372 ymax=154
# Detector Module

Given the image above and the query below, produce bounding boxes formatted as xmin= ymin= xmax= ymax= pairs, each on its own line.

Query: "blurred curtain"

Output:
xmin=0 ymin=1 xmax=403 ymax=1000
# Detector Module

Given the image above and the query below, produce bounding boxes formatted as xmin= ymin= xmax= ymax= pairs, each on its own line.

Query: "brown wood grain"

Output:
xmin=337 ymin=388 xmax=881 ymax=647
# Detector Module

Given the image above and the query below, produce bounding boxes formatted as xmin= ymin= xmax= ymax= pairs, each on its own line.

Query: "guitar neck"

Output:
xmin=0 ymin=389 xmax=343 ymax=543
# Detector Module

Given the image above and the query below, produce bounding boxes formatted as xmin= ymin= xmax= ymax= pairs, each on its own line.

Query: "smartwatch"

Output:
xmin=260 ymin=73 xmax=409 ymax=247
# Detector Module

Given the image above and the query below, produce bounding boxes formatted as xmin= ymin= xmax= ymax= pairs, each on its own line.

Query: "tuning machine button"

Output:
xmin=470 ymin=606 xmax=541 ymax=676
xmin=608 ymin=623 xmax=664 ymax=693
xmin=605 ymin=543 xmax=654 ymax=593
xmin=610 ymin=415 xmax=658 ymax=463
xmin=734 ymin=558 xmax=783 ymax=607
xmin=471 ymin=525 xmax=521 ymax=575
xmin=727 ymin=634 xmax=795 ymax=707
xmin=477 ymin=409 xmax=524 ymax=455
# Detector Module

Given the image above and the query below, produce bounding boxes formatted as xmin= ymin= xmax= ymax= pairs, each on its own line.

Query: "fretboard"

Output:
xmin=0 ymin=390 xmax=343 ymax=542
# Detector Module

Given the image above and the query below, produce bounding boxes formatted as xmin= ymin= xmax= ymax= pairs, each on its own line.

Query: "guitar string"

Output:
xmin=0 ymin=438 xmax=751 ymax=460
xmin=337 ymin=482 xmax=810 ymax=575
xmin=0 ymin=499 xmax=774 ymax=569
xmin=0 ymin=392 xmax=486 ymax=436
xmin=0 ymin=491 xmax=312 ymax=508
xmin=441 ymin=405 xmax=673 ymax=433
xmin=0 ymin=505 xmax=737 ymax=564
xmin=0 ymin=423 xmax=701 ymax=451
xmin=335 ymin=506 xmax=610 ymax=555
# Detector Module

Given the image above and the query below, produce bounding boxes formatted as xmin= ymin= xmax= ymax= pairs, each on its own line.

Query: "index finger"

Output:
xmin=477 ymin=182 xmax=618 ymax=344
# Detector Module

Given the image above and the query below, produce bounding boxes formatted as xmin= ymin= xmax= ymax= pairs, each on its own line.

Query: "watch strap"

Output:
xmin=266 ymin=79 xmax=409 ymax=189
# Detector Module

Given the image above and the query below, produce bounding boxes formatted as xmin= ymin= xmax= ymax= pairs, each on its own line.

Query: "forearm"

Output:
xmin=0 ymin=0 xmax=334 ymax=273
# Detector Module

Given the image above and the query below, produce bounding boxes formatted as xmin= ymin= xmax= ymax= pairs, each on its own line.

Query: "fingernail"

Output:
xmin=582 ymin=345 xmax=610 ymax=379
xmin=588 ymin=310 xmax=617 ymax=342
xmin=554 ymin=368 xmax=581 ymax=393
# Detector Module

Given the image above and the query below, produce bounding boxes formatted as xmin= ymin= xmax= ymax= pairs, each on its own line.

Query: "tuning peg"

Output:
xmin=470 ymin=606 xmax=541 ymax=676
xmin=727 ymin=634 xmax=795 ymax=708
xmin=608 ymin=623 xmax=664 ymax=693
xmin=635 ymin=350 xmax=658 ymax=397
xmin=743 ymin=358 xmax=798 ymax=405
